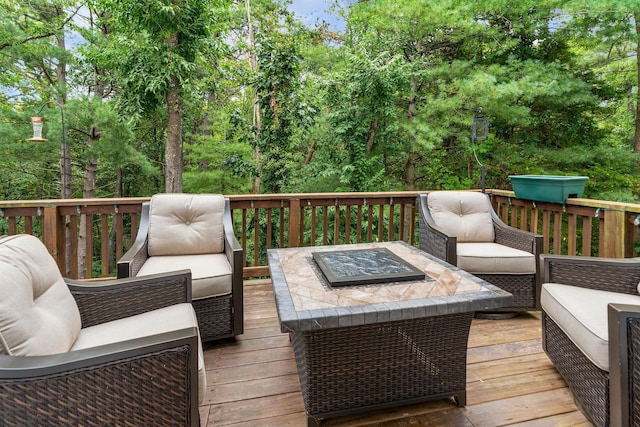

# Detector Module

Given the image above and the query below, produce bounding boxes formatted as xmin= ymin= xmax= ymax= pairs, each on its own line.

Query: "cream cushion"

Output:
xmin=427 ymin=191 xmax=495 ymax=242
xmin=148 ymin=193 xmax=225 ymax=256
xmin=541 ymin=283 xmax=640 ymax=371
xmin=138 ymin=253 xmax=232 ymax=299
xmin=0 ymin=234 xmax=81 ymax=356
xmin=72 ymin=303 xmax=207 ymax=404
xmin=457 ymin=242 xmax=536 ymax=274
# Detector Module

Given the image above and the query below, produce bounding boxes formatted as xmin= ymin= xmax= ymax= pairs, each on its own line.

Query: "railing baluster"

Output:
xmin=378 ymin=204 xmax=384 ymax=242
xmin=357 ymin=204 xmax=363 ymax=243
xmin=24 ymin=216 xmax=33 ymax=234
xmin=241 ymin=209 xmax=247 ymax=265
xmin=582 ymin=216 xmax=592 ymax=256
xmin=388 ymin=203 xmax=395 ymax=241
xmin=69 ymin=214 xmax=79 ymax=278
xmin=409 ymin=202 xmax=416 ymax=245
xmin=322 ymin=206 xmax=329 ymax=245
xmin=8 ymin=217 xmax=16 ymax=235
xmin=367 ymin=205 xmax=373 ymax=242
xmin=334 ymin=204 xmax=340 ymax=245
xmin=253 ymin=207 xmax=259 ymax=264
xmin=519 ymin=206 xmax=527 ymax=231
xmin=101 ymin=214 xmax=109 ymax=277
xmin=567 ymin=213 xmax=577 ymax=255
xmin=399 ymin=203 xmax=406 ymax=241
xmin=311 ymin=206 xmax=317 ymax=246
xmin=266 ymin=208 xmax=273 ymax=249
xmin=530 ymin=206 xmax=539 ymax=234
xmin=279 ymin=203 xmax=285 ymax=248
xmin=115 ymin=210 xmax=123 ymax=261
xmin=85 ymin=213 xmax=93 ymax=279
xmin=553 ymin=212 xmax=562 ymax=254
xmin=345 ymin=205 xmax=351 ymax=244
xmin=542 ymin=210 xmax=551 ymax=254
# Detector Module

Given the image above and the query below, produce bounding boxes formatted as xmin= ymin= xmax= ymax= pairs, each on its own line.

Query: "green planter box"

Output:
xmin=508 ymin=175 xmax=588 ymax=203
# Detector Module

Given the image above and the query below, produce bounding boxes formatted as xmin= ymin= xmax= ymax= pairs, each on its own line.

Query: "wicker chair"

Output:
xmin=117 ymin=193 xmax=243 ymax=342
xmin=0 ymin=234 xmax=204 ymax=427
xmin=418 ymin=191 xmax=542 ymax=313
xmin=541 ymin=255 xmax=640 ymax=427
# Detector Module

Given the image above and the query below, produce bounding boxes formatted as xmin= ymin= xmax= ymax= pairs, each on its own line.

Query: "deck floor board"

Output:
xmin=200 ymin=281 xmax=592 ymax=426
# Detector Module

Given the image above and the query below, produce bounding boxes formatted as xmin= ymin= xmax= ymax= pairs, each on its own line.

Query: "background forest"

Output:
xmin=1 ymin=0 xmax=640 ymax=203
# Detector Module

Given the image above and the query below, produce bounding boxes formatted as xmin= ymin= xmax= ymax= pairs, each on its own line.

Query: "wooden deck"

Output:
xmin=199 ymin=281 xmax=593 ymax=426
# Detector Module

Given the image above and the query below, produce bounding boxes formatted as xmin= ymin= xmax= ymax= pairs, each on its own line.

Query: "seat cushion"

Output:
xmin=0 ymin=234 xmax=81 ymax=356
xmin=148 ymin=193 xmax=225 ymax=256
xmin=137 ymin=253 xmax=232 ymax=300
xmin=72 ymin=303 xmax=207 ymax=404
xmin=541 ymin=283 xmax=640 ymax=371
xmin=427 ymin=191 xmax=495 ymax=242
xmin=456 ymin=242 xmax=536 ymax=274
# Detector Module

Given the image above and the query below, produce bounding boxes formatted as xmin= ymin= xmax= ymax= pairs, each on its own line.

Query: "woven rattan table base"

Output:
xmin=292 ymin=312 xmax=473 ymax=423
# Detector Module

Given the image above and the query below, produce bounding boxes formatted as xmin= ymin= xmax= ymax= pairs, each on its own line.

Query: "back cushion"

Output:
xmin=148 ymin=193 xmax=225 ymax=256
xmin=0 ymin=235 xmax=81 ymax=356
xmin=427 ymin=191 xmax=495 ymax=242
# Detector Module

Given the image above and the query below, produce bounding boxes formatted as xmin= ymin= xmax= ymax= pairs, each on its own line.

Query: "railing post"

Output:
xmin=288 ymin=198 xmax=301 ymax=248
xmin=43 ymin=205 xmax=66 ymax=273
xmin=602 ymin=209 xmax=628 ymax=258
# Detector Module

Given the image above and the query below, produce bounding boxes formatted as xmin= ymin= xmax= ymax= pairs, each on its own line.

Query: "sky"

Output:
xmin=288 ymin=0 xmax=355 ymax=30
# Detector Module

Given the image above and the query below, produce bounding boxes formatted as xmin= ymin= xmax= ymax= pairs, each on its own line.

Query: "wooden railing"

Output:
xmin=228 ymin=192 xmax=420 ymax=277
xmin=1 ymin=190 xmax=639 ymax=279
xmin=490 ymin=190 xmax=640 ymax=259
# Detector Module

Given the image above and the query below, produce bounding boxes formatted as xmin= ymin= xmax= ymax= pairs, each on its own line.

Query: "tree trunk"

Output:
xmin=404 ymin=152 xmax=421 ymax=190
xmin=56 ymin=34 xmax=71 ymax=199
xmin=165 ymin=42 xmax=184 ymax=194
xmin=366 ymin=119 xmax=378 ymax=152
xmin=403 ymin=78 xmax=419 ymax=190
xmin=78 ymin=133 xmax=99 ymax=278
xmin=245 ymin=0 xmax=262 ymax=193
xmin=55 ymin=28 xmax=72 ymax=275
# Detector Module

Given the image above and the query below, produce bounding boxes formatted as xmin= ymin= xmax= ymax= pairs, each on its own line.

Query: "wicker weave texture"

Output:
xmin=292 ymin=313 xmax=472 ymax=417
xmin=494 ymin=222 xmax=535 ymax=253
xmin=476 ymin=274 xmax=536 ymax=310
xmin=0 ymin=346 xmax=194 ymax=427
xmin=543 ymin=312 xmax=608 ymax=427
xmin=418 ymin=219 xmax=449 ymax=262
xmin=629 ymin=317 xmax=640 ymax=426
xmin=72 ymin=276 xmax=189 ymax=328
xmin=546 ymin=259 xmax=640 ymax=295
xmin=193 ymin=294 xmax=233 ymax=341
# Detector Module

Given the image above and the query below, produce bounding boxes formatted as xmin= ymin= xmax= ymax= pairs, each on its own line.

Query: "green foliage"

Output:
xmin=0 ymin=0 xmax=639 ymax=205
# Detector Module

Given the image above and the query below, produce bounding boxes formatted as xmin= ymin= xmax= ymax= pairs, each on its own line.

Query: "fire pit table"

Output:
xmin=267 ymin=241 xmax=512 ymax=426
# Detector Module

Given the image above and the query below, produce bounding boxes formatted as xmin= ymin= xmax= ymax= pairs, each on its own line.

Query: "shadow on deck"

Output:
xmin=199 ymin=280 xmax=592 ymax=427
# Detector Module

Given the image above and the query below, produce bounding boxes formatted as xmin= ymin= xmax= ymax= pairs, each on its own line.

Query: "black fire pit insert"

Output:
xmin=312 ymin=247 xmax=425 ymax=287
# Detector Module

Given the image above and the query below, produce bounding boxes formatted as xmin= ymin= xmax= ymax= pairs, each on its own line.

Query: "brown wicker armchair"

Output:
xmin=541 ymin=255 xmax=640 ymax=427
xmin=117 ymin=193 xmax=243 ymax=342
xmin=418 ymin=191 xmax=542 ymax=312
xmin=0 ymin=234 xmax=203 ymax=427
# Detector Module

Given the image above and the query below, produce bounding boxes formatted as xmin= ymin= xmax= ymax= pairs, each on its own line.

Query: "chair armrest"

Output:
xmin=66 ymin=270 xmax=192 ymax=327
xmin=418 ymin=194 xmax=457 ymax=265
xmin=223 ymin=198 xmax=243 ymax=274
xmin=117 ymin=202 xmax=150 ymax=278
xmin=224 ymin=198 xmax=244 ymax=335
xmin=542 ymin=255 xmax=640 ymax=294
xmin=608 ymin=303 xmax=640 ymax=426
xmin=491 ymin=213 xmax=542 ymax=255
xmin=0 ymin=328 xmax=200 ymax=427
